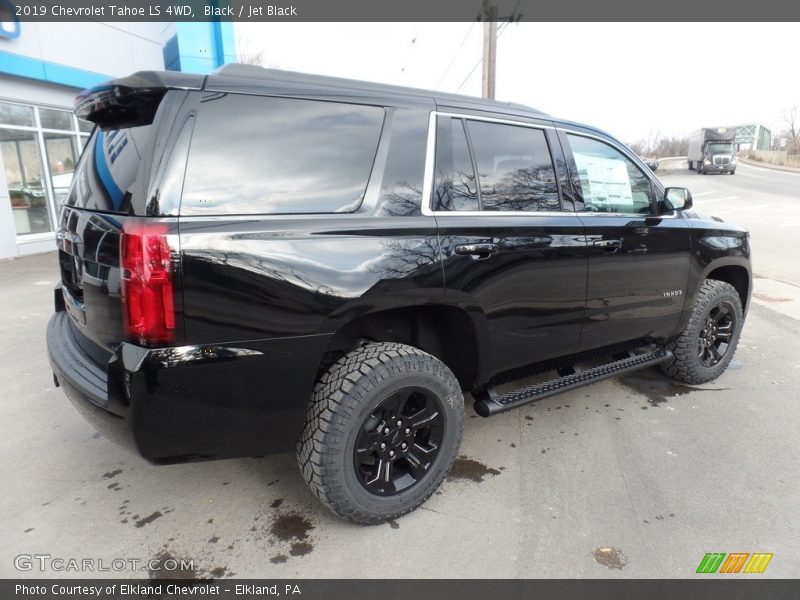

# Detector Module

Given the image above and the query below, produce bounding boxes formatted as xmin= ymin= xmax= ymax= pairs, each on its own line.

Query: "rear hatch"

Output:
xmin=57 ymin=74 xmax=201 ymax=354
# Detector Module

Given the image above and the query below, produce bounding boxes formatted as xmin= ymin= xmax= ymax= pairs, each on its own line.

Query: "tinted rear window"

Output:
xmin=466 ymin=120 xmax=560 ymax=212
xmin=65 ymin=125 xmax=154 ymax=214
xmin=181 ymin=94 xmax=385 ymax=215
xmin=434 ymin=117 xmax=479 ymax=211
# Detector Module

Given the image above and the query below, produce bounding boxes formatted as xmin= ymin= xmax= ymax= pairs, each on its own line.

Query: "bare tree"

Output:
xmin=645 ymin=129 xmax=661 ymax=156
xmin=782 ymin=106 xmax=799 ymax=153
xmin=236 ymin=30 xmax=265 ymax=66
xmin=654 ymin=136 xmax=688 ymax=157
xmin=627 ymin=140 xmax=647 ymax=156
xmin=627 ymin=134 xmax=688 ymax=158
xmin=627 ymin=129 xmax=689 ymax=158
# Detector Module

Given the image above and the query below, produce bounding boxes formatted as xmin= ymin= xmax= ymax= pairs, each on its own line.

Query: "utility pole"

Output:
xmin=481 ymin=1 xmax=498 ymax=99
xmin=479 ymin=0 xmax=522 ymax=99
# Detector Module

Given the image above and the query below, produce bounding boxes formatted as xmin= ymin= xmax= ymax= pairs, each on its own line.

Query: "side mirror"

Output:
xmin=664 ymin=187 xmax=693 ymax=212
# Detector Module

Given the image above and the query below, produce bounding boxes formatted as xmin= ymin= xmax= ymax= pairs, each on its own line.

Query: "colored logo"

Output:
xmin=696 ymin=552 xmax=773 ymax=574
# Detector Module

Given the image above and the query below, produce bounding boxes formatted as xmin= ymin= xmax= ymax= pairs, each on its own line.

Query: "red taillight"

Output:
xmin=120 ymin=222 xmax=175 ymax=345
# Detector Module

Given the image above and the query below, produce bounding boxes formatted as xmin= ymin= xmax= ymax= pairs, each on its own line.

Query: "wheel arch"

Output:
xmin=320 ymin=304 xmax=485 ymax=390
xmin=704 ymin=263 xmax=751 ymax=314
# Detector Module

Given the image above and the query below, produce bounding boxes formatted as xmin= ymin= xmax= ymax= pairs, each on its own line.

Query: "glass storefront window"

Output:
xmin=0 ymin=102 xmax=90 ymax=237
xmin=0 ymin=102 xmax=35 ymax=127
xmin=43 ymin=133 xmax=78 ymax=209
xmin=77 ymin=118 xmax=94 ymax=133
xmin=39 ymin=108 xmax=73 ymax=131
xmin=1 ymin=128 xmax=51 ymax=235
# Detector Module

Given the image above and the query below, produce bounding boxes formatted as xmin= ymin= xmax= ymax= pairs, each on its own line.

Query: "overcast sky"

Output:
xmin=235 ymin=22 xmax=799 ymax=144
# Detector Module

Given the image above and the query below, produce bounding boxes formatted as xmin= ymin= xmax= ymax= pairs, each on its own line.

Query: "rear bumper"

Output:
xmin=47 ymin=310 xmax=136 ymax=451
xmin=47 ymin=310 xmax=328 ymax=463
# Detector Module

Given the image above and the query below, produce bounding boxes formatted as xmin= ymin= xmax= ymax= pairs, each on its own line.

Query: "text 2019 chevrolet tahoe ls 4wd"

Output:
xmin=47 ymin=66 xmax=751 ymax=524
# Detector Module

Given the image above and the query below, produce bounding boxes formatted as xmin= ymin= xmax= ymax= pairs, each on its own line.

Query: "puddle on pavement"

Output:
xmin=619 ymin=373 xmax=727 ymax=407
xmin=447 ymin=456 xmax=501 ymax=483
xmin=135 ymin=511 xmax=162 ymax=528
xmin=252 ymin=511 xmax=317 ymax=563
xmin=270 ymin=512 xmax=314 ymax=542
xmin=290 ymin=542 xmax=313 ymax=556
xmin=270 ymin=554 xmax=288 ymax=564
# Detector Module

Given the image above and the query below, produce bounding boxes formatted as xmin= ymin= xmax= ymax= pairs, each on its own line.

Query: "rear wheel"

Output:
xmin=297 ymin=342 xmax=464 ymax=524
xmin=688 ymin=160 xmax=694 ymax=170
xmin=661 ymin=280 xmax=743 ymax=384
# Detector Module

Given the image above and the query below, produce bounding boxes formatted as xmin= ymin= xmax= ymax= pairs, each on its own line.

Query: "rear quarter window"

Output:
xmin=65 ymin=126 xmax=154 ymax=214
xmin=181 ymin=94 xmax=385 ymax=215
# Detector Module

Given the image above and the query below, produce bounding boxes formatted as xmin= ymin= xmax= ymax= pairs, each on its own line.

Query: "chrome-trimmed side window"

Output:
xmin=423 ymin=112 xmax=567 ymax=216
xmin=433 ymin=117 xmax=479 ymax=211
xmin=565 ymin=133 xmax=655 ymax=216
xmin=465 ymin=119 xmax=560 ymax=213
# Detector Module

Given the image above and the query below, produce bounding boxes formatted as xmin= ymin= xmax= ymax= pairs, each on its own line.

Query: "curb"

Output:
xmin=654 ymin=157 xmax=687 ymax=175
xmin=738 ymin=157 xmax=800 ymax=174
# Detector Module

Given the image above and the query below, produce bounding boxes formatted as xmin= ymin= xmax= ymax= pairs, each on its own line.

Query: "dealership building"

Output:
xmin=0 ymin=19 xmax=236 ymax=258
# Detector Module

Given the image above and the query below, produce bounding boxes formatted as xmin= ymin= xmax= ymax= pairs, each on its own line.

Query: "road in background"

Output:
xmin=660 ymin=161 xmax=800 ymax=321
xmin=661 ymin=161 xmax=798 ymax=286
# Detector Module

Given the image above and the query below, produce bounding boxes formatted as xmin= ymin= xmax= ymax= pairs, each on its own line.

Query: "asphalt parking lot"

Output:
xmin=2 ymin=162 xmax=798 ymax=579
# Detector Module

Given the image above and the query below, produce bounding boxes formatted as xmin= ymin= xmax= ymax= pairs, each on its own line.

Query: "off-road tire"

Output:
xmin=297 ymin=342 xmax=464 ymax=524
xmin=661 ymin=280 xmax=744 ymax=384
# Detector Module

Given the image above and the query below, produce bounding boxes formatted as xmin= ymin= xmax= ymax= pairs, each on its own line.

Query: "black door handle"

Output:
xmin=454 ymin=243 xmax=499 ymax=259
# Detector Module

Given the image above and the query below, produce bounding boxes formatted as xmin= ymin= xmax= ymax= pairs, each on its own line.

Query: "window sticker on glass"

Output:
xmin=572 ymin=154 xmax=633 ymax=211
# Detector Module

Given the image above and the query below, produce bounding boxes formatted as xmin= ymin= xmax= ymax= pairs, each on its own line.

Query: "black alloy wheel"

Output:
xmin=697 ymin=301 xmax=736 ymax=367
xmin=354 ymin=387 xmax=444 ymax=496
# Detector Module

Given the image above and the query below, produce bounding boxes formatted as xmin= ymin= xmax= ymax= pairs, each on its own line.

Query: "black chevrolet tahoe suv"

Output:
xmin=47 ymin=65 xmax=751 ymax=524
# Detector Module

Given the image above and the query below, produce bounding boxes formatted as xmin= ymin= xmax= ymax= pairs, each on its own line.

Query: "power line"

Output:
xmin=454 ymin=56 xmax=482 ymax=94
xmin=435 ymin=22 xmax=477 ymax=89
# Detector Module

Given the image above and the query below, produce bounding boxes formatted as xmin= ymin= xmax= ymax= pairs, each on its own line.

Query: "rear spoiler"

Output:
xmin=75 ymin=70 xmax=205 ymax=129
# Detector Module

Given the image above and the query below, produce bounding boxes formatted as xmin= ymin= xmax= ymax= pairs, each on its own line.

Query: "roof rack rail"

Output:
xmin=210 ymin=64 xmax=547 ymax=116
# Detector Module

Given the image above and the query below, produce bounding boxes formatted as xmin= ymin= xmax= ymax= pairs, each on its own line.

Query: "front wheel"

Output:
xmin=661 ymin=280 xmax=744 ymax=384
xmin=297 ymin=342 xmax=464 ymax=524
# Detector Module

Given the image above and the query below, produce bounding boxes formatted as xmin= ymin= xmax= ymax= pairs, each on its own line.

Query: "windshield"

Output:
xmin=707 ymin=143 xmax=734 ymax=155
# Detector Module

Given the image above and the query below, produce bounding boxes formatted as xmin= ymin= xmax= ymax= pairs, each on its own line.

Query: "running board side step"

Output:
xmin=474 ymin=348 xmax=672 ymax=417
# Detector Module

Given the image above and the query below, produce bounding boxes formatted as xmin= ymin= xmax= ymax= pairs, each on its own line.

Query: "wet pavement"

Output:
xmin=1 ymin=246 xmax=798 ymax=578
